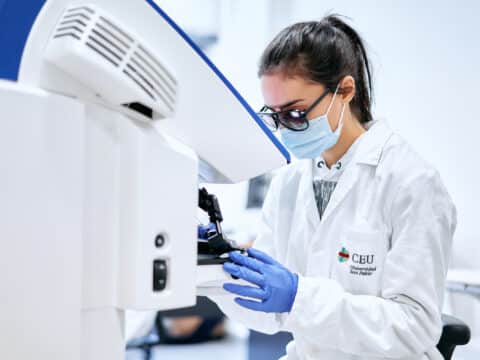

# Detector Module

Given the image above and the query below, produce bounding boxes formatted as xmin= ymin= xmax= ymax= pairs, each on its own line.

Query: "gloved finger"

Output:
xmin=234 ymin=297 xmax=266 ymax=312
xmin=229 ymin=251 xmax=263 ymax=273
xmin=223 ymin=283 xmax=268 ymax=300
xmin=223 ymin=262 xmax=265 ymax=286
xmin=247 ymin=248 xmax=279 ymax=266
xmin=197 ymin=223 xmax=214 ymax=239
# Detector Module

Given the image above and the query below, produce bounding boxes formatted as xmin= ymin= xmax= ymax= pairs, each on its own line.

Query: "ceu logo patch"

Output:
xmin=338 ymin=247 xmax=350 ymax=263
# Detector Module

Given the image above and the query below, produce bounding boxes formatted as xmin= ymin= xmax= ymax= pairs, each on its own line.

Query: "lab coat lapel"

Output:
xmin=320 ymin=162 xmax=360 ymax=223
xmin=320 ymin=120 xmax=394 ymax=223
xmin=295 ymin=160 xmax=319 ymax=228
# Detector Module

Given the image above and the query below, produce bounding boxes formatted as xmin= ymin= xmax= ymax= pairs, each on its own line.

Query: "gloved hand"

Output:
xmin=197 ymin=223 xmax=216 ymax=239
xmin=222 ymin=248 xmax=298 ymax=313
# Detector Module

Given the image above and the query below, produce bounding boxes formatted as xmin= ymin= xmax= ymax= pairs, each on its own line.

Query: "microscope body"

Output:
xmin=0 ymin=1 xmax=288 ymax=359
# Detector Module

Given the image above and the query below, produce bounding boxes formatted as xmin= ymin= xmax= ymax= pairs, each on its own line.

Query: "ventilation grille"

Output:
xmin=51 ymin=5 xmax=178 ymax=117
xmin=125 ymin=46 xmax=176 ymax=112
xmin=53 ymin=6 xmax=93 ymax=40
xmin=86 ymin=15 xmax=134 ymax=67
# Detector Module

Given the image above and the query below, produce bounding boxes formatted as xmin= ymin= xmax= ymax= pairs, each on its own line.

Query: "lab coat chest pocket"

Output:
xmin=332 ymin=227 xmax=389 ymax=296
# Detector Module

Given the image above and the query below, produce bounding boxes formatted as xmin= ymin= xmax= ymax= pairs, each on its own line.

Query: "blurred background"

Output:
xmin=126 ymin=1 xmax=480 ymax=359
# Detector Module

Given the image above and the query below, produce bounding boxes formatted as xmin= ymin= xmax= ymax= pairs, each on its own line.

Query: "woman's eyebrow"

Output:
xmin=266 ymin=99 xmax=304 ymax=110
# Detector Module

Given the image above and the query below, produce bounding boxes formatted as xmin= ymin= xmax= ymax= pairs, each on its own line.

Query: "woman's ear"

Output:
xmin=340 ymin=75 xmax=356 ymax=103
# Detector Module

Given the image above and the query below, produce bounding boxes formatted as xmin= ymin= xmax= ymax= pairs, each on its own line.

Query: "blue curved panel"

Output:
xmin=0 ymin=0 xmax=46 ymax=81
xmin=144 ymin=0 xmax=290 ymax=163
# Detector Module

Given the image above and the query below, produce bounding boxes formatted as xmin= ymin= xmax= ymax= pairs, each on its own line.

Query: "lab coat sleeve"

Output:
xmin=280 ymin=170 xmax=456 ymax=358
xmin=207 ymin=176 xmax=284 ymax=335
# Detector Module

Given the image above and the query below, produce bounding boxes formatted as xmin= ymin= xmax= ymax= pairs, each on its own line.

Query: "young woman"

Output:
xmin=210 ymin=15 xmax=456 ymax=360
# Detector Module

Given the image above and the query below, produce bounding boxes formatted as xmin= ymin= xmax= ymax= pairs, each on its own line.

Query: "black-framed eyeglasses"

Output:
xmin=257 ymin=88 xmax=330 ymax=132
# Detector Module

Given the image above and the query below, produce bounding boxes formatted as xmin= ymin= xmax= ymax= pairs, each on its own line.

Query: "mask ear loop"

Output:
xmin=326 ymin=83 xmax=346 ymax=134
xmin=325 ymin=83 xmax=341 ymax=115
xmin=336 ymin=103 xmax=346 ymax=134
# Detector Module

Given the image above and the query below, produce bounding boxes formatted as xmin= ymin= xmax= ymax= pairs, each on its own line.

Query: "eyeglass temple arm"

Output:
xmin=304 ymin=89 xmax=331 ymax=115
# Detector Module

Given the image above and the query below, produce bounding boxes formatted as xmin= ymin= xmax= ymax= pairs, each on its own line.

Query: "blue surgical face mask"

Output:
xmin=280 ymin=87 xmax=346 ymax=159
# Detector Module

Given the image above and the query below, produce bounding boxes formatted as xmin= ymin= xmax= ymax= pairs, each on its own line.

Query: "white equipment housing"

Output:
xmin=0 ymin=1 xmax=289 ymax=359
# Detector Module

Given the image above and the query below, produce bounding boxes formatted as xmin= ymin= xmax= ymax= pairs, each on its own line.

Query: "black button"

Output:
xmin=317 ymin=160 xmax=325 ymax=168
xmin=153 ymin=260 xmax=167 ymax=291
xmin=155 ymin=234 xmax=166 ymax=248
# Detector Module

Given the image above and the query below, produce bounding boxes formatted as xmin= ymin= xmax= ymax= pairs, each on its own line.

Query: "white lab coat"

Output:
xmin=209 ymin=120 xmax=456 ymax=360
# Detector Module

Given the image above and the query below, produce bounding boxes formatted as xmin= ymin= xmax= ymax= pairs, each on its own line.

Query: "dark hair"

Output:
xmin=258 ymin=15 xmax=373 ymax=124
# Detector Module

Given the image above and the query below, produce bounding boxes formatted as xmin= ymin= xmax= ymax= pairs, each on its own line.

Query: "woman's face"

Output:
xmin=260 ymin=72 xmax=345 ymax=132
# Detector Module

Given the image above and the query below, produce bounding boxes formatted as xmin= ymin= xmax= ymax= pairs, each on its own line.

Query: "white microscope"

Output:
xmin=0 ymin=1 xmax=289 ymax=359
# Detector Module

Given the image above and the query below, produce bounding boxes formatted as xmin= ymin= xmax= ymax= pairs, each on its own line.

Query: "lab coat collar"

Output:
xmin=293 ymin=120 xmax=394 ymax=227
xmin=315 ymin=120 xmax=394 ymax=223
xmin=353 ymin=120 xmax=394 ymax=166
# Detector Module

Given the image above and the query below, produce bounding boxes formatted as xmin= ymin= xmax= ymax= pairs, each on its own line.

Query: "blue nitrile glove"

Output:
xmin=222 ymin=248 xmax=298 ymax=313
xmin=198 ymin=223 xmax=216 ymax=239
